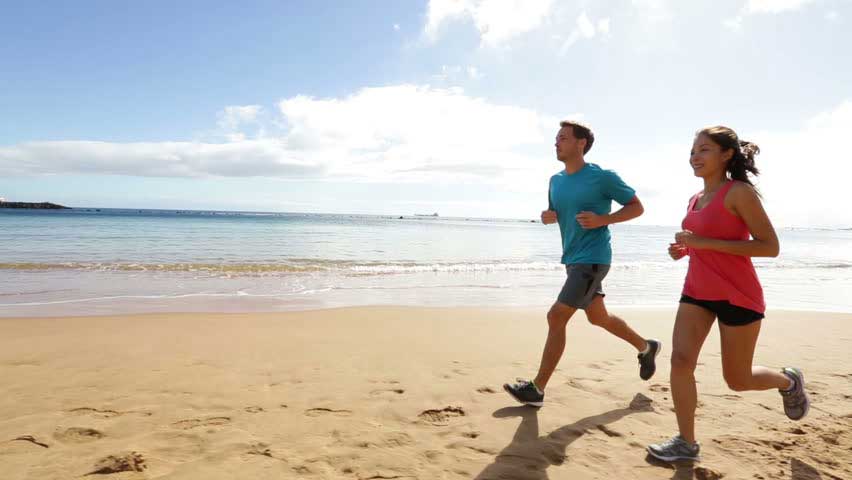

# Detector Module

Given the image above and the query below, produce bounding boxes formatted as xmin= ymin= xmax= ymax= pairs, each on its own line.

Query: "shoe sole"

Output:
xmin=503 ymin=384 xmax=543 ymax=408
xmin=646 ymin=446 xmax=699 ymax=462
xmin=640 ymin=341 xmax=662 ymax=381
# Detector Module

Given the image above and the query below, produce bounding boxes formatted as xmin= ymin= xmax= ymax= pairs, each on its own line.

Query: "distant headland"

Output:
xmin=0 ymin=199 xmax=69 ymax=209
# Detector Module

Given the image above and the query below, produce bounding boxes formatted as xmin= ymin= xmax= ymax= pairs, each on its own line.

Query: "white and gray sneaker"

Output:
xmin=780 ymin=367 xmax=810 ymax=420
xmin=647 ymin=435 xmax=700 ymax=462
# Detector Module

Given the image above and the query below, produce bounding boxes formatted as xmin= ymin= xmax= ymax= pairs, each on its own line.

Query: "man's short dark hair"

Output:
xmin=559 ymin=120 xmax=594 ymax=154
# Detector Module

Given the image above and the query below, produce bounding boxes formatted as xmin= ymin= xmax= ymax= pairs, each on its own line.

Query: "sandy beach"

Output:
xmin=1 ymin=307 xmax=850 ymax=479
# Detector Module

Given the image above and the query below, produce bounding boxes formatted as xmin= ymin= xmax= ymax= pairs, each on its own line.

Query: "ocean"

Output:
xmin=1 ymin=208 xmax=850 ymax=316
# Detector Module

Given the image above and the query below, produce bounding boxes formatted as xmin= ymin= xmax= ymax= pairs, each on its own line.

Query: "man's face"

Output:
xmin=555 ymin=126 xmax=583 ymax=161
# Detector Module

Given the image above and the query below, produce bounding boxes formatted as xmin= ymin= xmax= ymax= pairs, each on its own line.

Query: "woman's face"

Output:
xmin=690 ymin=133 xmax=732 ymax=179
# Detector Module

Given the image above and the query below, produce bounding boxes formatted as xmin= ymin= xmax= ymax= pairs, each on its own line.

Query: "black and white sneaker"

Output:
xmin=638 ymin=339 xmax=662 ymax=380
xmin=503 ymin=378 xmax=544 ymax=407
xmin=647 ymin=435 xmax=700 ymax=462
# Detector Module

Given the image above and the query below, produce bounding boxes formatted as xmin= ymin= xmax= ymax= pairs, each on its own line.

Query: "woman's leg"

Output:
xmin=719 ymin=320 xmax=792 ymax=392
xmin=670 ymin=303 xmax=715 ymax=444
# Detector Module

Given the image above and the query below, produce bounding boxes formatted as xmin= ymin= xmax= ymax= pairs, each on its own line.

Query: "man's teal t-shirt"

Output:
xmin=548 ymin=163 xmax=636 ymax=265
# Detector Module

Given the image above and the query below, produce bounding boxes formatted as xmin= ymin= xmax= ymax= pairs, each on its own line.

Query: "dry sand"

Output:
xmin=1 ymin=307 xmax=850 ymax=479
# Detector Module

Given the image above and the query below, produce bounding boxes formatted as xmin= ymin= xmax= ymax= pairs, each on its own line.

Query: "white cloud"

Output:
xmin=393 ymin=23 xmax=401 ymax=31
xmin=752 ymin=100 xmax=852 ymax=227
xmin=560 ymin=12 xmax=611 ymax=54
xmin=0 ymin=140 xmax=322 ymax=178
xmin=433 ymin=64 xmax=463 ymax=82
xmin=743 ymin=0 xmax=817 ymax=14
xmin=0 ymin=86 xmax=562 ymax=187
xmin=425 ymin=0 xmax=555 ymax=46
xmin=217 ymin=105 xmax=262 ymax=131
xmin=631 ymin=0 xmax=673 ymax=23
xmin=433 ymin=64 xmax=483 ymax=81
xmin=726 ymin=0 xmax=819 ymax=27
xmin=723 ymin=15 xmax=744 ymax=30
xmin=608 ymin=99 xmax=852 ymax=228
xmin=597 ymin=18 xmax=611 ymax=35
xmin=825 ymin=11 xmax=839 ymax=22
xmin=277 ymin=85 xmax=560 ymax=183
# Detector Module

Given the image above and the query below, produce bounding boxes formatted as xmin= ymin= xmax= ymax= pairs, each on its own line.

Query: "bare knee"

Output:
xmin=670 ymin=350 xmax=697 ymax=374
xmin=586 ymin=312 xmax=612 ymax=328
xmin=723 ymin=373 xmax=751 ymax=392
xmin=546 ymin=306 xmax=571 ymax=330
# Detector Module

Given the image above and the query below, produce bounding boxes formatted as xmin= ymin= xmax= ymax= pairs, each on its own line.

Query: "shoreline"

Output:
xmin=3 ymin=302 xmax=852 ymax=319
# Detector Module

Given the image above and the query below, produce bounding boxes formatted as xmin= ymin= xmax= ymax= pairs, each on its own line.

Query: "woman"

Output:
xmin=647 ymin=126 xmax=809 ymax=462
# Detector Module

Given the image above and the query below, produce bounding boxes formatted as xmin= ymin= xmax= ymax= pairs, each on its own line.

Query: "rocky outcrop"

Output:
xmin=0 ymin=201 xmax=69 ymax=209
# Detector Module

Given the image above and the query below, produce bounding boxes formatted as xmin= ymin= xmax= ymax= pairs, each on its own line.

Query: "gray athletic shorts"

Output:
xmin=557 ymin=263 xmax=610 ymax=309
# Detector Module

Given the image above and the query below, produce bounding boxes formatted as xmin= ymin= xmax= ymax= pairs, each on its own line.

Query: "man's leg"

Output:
xmin=584 ymin=295 xmax=647 ymax=351
xmin=532 ymin=301 xmax=577 ymax=391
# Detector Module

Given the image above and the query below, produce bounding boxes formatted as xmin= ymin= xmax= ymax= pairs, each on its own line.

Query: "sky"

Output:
xmin=1 ymin=0 xmax=850 ymax=227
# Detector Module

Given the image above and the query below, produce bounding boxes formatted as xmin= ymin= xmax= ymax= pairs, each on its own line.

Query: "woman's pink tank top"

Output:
xmin=681 ymin=181 xmax=765 ymax=313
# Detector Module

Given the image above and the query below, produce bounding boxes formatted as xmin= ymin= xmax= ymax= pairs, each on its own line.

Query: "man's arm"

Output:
xmin=576 ymin=196 xmax=643 ymax=229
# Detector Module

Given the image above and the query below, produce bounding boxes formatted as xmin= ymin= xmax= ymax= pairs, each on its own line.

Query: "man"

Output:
xmin=504 ymin=120 xmax=661 ymax=407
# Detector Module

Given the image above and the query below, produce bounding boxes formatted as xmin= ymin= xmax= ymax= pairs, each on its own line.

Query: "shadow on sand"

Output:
xmin=474 ymin=393 xmax=655 ymax=480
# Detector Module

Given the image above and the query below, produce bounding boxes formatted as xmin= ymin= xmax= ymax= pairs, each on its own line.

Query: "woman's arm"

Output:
xmin=675 ymin=183 xmax=779 ymax=257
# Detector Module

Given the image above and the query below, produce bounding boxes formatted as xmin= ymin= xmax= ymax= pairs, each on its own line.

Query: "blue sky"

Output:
xmin=1 ymin=0 xmax=850 ymax=226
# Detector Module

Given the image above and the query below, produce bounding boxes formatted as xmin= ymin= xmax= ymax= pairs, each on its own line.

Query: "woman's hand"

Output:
xmin=668 ymin=242 xmax=688 ymax=261
xmin=674 ymin=230 xmax=705 ymax=248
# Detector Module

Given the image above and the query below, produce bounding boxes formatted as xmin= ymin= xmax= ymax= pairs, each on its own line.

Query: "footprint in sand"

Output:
xmin=67 ymin=407 xmax=121 ymax=418
xmin=446 ymin=442 xmax=497 ymax=456
xmin=171 ymin=416 xmax=231 ymax=430
xmin=244 ymin=406 xmax=265 ymax=413
xmin=356 ymin=432 xmax=414 ymax=449
xmin=819 ymin=433 xmax=840 ymax=445
xmin=694 ymin=466 xmax=724 ymax=480
xmin=54 ymin=427 xmax=104 ymax=443
xmin=246 ymin=442 xmax=277 ymax=458
xmin=67 ymin=407 xmax=152 ymax=418
xmin=476 ymin=386 xmax=497 ymax=394
xmin=573 ymin=376 xmax=605 ymax=383
xmin=669 ymin=401 xmax=704 ymax=413
xmin=705 ymin=393 xmax=742 ymax=400
xmin=304 ymin=408 xmax=352 ymax=417
xmin=648 ymin=384 xmax=669 ymax=393
xmin=87 ymin=452 xmax=146 ymax=475
xmin=370 ymin=388 xmax=405 ymax=397
xmin=418 ymin=406 xmax=465 ymax=425
xmin=9 ymin=435 xmax=49 ymax=448
xmin=596 ymin=425 xmax=623 ymax=437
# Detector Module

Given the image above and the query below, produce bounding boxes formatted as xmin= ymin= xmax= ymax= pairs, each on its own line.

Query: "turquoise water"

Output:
xmin=1 ymin=208 xmax=850 ymax=316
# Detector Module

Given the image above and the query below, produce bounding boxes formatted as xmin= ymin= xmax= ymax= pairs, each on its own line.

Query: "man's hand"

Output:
xmin=668 ymin=242 xmax=688 ymax=261
xmin=541 ymin=210 xmax=558 ymax=225
xmin=575 ymin=211 xmax=608 ymax=229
